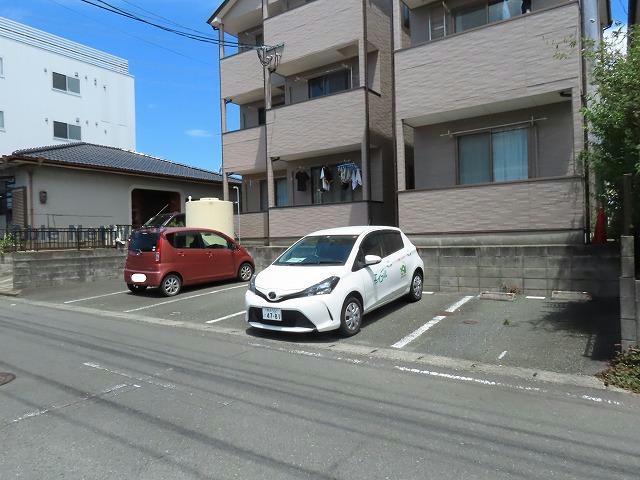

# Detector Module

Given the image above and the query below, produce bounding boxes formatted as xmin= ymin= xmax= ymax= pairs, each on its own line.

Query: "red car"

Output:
xmin=124 ymin=227 xmax=255 ymax=296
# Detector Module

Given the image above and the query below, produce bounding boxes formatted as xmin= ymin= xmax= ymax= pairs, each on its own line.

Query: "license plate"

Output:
xmin=262 ymin=307 xmax=282 ymax=321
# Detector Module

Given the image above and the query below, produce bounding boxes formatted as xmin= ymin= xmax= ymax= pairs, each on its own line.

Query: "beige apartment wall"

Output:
xmin=395 ymin=3 xmax=581 ymax=121
xmin=220 ymin=50 xmax=264 ymax=101
xmin=266 ymin=88 xmax=367 ymax=159
xmin=398 ymin=176 xmax=584 ymax=235
xmin=238 ymin=212 xmax=268 ymax=239
xmin=269 ymin=201 xmax=370 ymax=239
xmin=264 ymin=0 xmax=363 ymax=67
xmin=223 ymin=126 xmax=266 ymax=173
xmin=413 ymin=102 xmax=575 ymax=190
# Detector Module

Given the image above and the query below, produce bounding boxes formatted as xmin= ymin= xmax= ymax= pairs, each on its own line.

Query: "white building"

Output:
xmin=0 ymin=16 xmax=135 ymax=155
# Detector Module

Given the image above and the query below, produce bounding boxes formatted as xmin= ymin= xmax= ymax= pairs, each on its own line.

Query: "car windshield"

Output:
xmin=275 ymin=235 xmax=358 ymax=266
xmin=129 ymin=231 xmax=159 ymax=252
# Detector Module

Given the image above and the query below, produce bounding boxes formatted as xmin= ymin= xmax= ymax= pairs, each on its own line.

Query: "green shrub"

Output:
xmin=597 ymin=347 xmax=640 ymax=393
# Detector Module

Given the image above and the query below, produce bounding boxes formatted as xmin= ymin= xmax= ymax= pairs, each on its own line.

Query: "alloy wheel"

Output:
xmin=412 ymin=274 xmax=423 ymax=298
xmin=164 ymin=276 xmax=180 ymax=296
xmin=344 ymin=301 xmax=362 ymax=331
xmin=240 ymin=264 xmax=253 ymax=281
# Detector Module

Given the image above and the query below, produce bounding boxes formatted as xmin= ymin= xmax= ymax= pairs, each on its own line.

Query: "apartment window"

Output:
xmin=401 ymin=3 xmax=411 ymax=30
xmin=275 ymin=178 xmax=288 ymax=207
xmin=258 ymin=107 xmax=266 ymax=126
xmin=453 ymin=0 xmax=527 ymax=34
xmin=311 ymin=165 xmax=358 ymax=205
xmin=0 ymin=111 xmax=4 ymax=130
xmin=308 ymin=69 xmax=351 ymax=99
xmin=259 ymin=179 xmax=268 ymax=211
xmin=458 ymin=127 xmax=529 ymax=185
xmin=53 ymin=121 xmax=82 ymax=141
xmin=52 ymin=72 xmax=81 ymax=94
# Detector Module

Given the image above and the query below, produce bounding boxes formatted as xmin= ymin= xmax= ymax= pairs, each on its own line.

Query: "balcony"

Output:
xmin=220 ymin=49 xmax=264 ymax=103
xmin=264 ymin=0 xmax=363 ymax=76
xmin=223 ymin=125 xmax=266 ymax=174
xmin=269 ymin=201 xmax=370 ymax=239
xmin=395 ymin=2 xmax=580 ymax=125
xmin=236 ymin=212 xmax=268 ymax=241
xmin=398 ymin=176 xmax=584 ymax=235
xmin=266 ymin=87 xmax=366 ymax=159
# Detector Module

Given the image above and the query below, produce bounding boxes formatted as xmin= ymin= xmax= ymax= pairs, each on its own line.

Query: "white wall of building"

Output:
xmin=0 ymin=17 xmax=136 ymax=155
xmin=7 ymin=165 xmax=223 ymax=228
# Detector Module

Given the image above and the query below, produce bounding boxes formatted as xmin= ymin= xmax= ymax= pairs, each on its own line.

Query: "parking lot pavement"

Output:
xmin=401 ymin=296 xmax=619 ymax=376
xmin=18 ymin=280 xmax=618 ymax=376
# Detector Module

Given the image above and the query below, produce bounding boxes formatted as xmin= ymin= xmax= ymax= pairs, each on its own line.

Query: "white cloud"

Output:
xmin=604 ymin=23 xmax=628 ymax=56
xmin=185 ymin=129 xmax=212 ymax=138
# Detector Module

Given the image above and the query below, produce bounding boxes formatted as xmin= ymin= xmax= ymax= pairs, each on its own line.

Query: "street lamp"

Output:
xmin=232 ymin=185 xmax=241 ymax=244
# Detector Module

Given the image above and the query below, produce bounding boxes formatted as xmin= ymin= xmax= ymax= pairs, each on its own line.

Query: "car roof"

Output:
xmin=307 ymin=226 xmax=401 ymax=237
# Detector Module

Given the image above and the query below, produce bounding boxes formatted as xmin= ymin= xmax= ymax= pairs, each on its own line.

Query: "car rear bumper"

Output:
xmin=124 ymin=269 xmax=163 ymax=287
xmin=244 ymin=290 xmax=340 ymax=332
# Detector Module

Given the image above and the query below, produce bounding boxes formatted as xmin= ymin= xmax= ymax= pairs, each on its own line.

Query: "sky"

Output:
xmin=0 ymin=0 xmax=632 ymax=173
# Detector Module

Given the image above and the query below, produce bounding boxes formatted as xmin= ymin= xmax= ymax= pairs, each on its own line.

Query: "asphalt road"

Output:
xmin=1 ymin=300 xmax=638 ymax=479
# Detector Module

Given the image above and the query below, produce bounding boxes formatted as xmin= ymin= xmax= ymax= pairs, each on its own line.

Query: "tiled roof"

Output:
xmin=11 ymin=143 xmax=237 ymax=184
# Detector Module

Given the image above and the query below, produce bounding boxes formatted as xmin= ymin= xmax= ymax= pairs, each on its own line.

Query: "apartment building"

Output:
xmin=393 ymin=0 xmax=610 ymax=245
xmin=209 ymin=0 xmax=396 ymax=244
xmin=0 ymin=16 xmax=135 ymax=155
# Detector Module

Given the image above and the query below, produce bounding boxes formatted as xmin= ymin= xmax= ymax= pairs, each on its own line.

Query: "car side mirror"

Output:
xmin=365 ymin=255 xmax=382 ymax=266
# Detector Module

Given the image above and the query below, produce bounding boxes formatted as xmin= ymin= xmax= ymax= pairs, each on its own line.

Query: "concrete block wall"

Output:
xmin=620 ymin=236 xmax=638 ymax=349
xmin=417 ymin=245 xmax=619 ymax=297
xmin=0 ymin=254 xmax=14 ymax=292
xmin=11 ymin=249 xmax=127 ymax=290
xmin=246 ymin=244 xmax=620 ymax=297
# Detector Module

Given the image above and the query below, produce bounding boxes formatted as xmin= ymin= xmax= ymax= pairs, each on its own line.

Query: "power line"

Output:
xmin=116 ymin=0 xmax=213 ymax=37
xmin=46 ymin=0 xmax=216 ymax=67
xmin=77 ymin=0 xmax=257 ymax=49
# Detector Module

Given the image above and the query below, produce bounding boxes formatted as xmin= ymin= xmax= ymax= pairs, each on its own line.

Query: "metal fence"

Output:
xmin=0 ymin=225 xmax=133 ymax=252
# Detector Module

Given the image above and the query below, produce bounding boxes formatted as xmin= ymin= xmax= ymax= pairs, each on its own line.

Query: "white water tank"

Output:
xmin=185 ymin=197 xmax=234 ymax=238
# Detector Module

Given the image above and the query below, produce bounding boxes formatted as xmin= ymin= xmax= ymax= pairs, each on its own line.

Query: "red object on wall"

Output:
xmin=593 ymin=207 xmax=607 ymax=244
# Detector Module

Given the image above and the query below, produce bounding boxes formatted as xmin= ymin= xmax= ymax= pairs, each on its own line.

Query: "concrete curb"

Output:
xmin=3 ymin=295 xmax=632 ymax=396
xmin=551 ymin=290 xmax=592 ymax=301
xmin=0 ymin=289 xmax=21 ymax=297
xmin=479 ymin=291 xmax=516 ymax=301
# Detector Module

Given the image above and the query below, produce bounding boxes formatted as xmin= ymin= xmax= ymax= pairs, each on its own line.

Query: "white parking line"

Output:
xmin=498 ymin=350 xmax=508 ymax=360
xmin=64 ymin=290 xmax=129 ymax=304
xmin=123 ymin=284 xmax=247 ymax=313
xmin=205 ymin=310 xmax=245 ymax=324
xmin=391 ymin=295 xmax=475 ymax=349
xmin=526 ymin=296 xmax=546 ymax=300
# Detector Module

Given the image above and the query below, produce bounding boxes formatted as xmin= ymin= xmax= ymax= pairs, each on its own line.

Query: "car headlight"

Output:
xmin=302 ymin=276 xmax=340 ymax=296
xmin=249 ymin=275 xmax=257 ymax=293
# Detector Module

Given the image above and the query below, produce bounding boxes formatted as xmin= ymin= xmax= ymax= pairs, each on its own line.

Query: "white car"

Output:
xmin=245 ymin=226 xmax=424 ymax=336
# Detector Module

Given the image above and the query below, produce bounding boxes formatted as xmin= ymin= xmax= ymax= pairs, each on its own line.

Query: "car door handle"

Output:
xmin=177 ymin=251 xmax=185 ymax=257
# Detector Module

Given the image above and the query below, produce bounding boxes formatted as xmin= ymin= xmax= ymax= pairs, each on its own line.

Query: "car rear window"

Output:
xmin=129 ymin=231 xmax=159 ymax=252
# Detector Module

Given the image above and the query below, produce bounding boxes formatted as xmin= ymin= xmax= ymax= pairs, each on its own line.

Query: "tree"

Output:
xmin=582 ymin=25 xmax=640 ymax=236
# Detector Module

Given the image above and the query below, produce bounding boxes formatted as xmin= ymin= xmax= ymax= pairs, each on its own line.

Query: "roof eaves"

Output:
xmin=8 ymin=154 xmax=229 ymax=184
xmin=207 ymin=0 xmax=234 ymax=27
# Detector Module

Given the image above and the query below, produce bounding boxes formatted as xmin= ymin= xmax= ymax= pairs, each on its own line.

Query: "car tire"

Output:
xmin=160 ymin=274 xmax=182 ymax=297
xmin=339 ymin=295 xmax=363 ymax=337
xmin=238 ymin=262 xmax=254 ymax=282
xmin=407 ymin=271 xmax=423 ymax=303
xmin=127 ymin=284 xmax=147 ymax=294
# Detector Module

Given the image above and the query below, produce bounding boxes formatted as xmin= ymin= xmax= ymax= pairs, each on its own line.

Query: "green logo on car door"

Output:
xmin=400 ymin=264 xmax=407 ymax=278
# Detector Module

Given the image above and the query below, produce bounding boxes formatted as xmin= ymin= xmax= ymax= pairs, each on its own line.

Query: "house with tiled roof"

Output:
xmin=0 ymin=143 xmax=239 ymax=229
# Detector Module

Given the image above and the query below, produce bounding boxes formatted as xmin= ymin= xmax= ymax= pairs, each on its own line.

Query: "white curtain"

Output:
xmin=492 ymin=128 xmax=528 ymax=182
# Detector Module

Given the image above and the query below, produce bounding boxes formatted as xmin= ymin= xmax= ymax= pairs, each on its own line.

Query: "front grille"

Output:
xmin=248 ymin=307 xmax=316 ymax=330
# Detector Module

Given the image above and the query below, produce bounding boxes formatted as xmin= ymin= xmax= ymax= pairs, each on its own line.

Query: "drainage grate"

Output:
xmin=0 ymin=372 xmax=16 ymax=386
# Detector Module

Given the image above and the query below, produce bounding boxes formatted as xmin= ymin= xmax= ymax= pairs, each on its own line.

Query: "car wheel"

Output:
xmin=339 ymin=295 xmax=363 ymax=337
xmin=407 ymin=271 xmax=423 ymax=303
xmin=127 ymin=284 xmax=147 ymax=294
xmin=160 ymin=274 xmax=182 ymax=297
xmin=238 ymin=262 xmax=254 ymax=282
